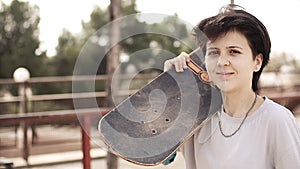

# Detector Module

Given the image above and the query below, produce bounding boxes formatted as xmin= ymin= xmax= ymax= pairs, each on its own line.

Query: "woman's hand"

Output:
xmin=163 ymin=52 xmax=191 ymax=72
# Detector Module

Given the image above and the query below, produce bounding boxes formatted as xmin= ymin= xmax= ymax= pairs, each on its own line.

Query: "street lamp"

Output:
xmin=13 ymin=67 xmax=31 ymax=115
xmin=13 ymin=67 xmax=30 ymax=162
xmin=13 ymin=67 xmax=30 ymax=83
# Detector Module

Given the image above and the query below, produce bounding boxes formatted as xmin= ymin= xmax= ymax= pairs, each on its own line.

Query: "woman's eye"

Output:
xmin=229 ymin=50 xmax=241 ymax=55
xmin=208 ymin=50 xmax=219 ymax=56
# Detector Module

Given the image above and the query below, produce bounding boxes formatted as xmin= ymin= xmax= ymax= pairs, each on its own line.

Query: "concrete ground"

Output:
xmin=2 ymin=115 xmax=300 ymax=169
xmin=9 ymin=150 xmax=185 ymax=169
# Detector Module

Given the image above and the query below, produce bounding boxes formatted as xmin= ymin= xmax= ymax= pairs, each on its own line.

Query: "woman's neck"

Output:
xmin=221 ymin=90 xmax=257 ymax=118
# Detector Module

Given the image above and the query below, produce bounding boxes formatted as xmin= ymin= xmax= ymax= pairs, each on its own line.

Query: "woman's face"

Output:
xmin=205 ymin=30 xmax=262 ymax=93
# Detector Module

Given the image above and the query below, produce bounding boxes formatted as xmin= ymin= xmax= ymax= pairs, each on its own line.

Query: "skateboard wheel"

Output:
xmin=198 ymin=71 xmax=211 ymax=83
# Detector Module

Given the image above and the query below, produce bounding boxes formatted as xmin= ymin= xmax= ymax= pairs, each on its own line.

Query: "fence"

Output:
xmin=0 ymin=73 xmax=158 ymax=169
xmin=0 ymin=73 xmax=299 ymax=169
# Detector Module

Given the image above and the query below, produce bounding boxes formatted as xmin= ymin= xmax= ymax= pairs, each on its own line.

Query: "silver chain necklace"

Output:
xmin=218 ymin=94 xmax=257 ymax=138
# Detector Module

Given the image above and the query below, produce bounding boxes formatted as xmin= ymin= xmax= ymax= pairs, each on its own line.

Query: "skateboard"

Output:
xmin=98 ymin=48 xmax=222 ymax=166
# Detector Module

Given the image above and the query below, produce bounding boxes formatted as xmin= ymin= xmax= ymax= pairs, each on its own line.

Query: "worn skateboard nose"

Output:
xmin=98 ymin=48 xmax=222 ymax=166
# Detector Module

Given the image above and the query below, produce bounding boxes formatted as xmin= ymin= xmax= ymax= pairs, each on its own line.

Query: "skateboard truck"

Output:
xmin=186 ymin=49 xmax=211 ymax=84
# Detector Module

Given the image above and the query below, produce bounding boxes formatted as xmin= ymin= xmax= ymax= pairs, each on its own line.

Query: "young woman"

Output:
xmin=164 ymin=4 xmax=300 ymax=169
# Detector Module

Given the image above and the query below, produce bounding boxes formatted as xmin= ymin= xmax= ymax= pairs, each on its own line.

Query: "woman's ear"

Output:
xmin=254 ymin=54 xmax=263 ymax=72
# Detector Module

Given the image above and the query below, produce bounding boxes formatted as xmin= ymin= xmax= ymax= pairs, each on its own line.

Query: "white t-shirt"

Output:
xmin=182 ymin=97 xmax=300 ymax=169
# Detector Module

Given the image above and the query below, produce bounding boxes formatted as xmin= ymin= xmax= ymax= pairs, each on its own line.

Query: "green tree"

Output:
xmin=52 ymin=0 xmax=193 ymax=77
xmin=51 ymin=29 xmax=82 ymax=76
xmin=0 ymin=0 xmax=47 ymax=79
xmin=119 ymin=14 xmax=193 ymax=74
xmin=52 ymin=0 xmax=139 ymax=77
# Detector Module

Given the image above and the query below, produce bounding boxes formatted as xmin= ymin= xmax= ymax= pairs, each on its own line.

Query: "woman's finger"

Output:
xmin=163 ymin=52 xmax=191 ymax=72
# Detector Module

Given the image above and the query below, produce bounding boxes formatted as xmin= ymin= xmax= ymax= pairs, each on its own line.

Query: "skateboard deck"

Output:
xmin=98 ymin=48 xmax=222 ymax=166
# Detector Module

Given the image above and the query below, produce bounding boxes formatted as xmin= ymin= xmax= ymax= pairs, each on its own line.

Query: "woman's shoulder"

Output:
xmin=262 ymin=97 xmax=300 ymax=164
xmin=261 ymin=97 xmax=300 ymax=132
xmin=260 ymin=97 xmax=294 ymax=120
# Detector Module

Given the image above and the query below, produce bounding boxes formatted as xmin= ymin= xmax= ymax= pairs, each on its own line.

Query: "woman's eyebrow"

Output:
xmin=227 ymin=46 xmax=243 ymax=50
xmin=207 ymin=47 xmax=219 ymax=50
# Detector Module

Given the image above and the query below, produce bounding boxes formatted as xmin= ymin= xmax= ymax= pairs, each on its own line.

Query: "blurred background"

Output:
xmin=0 ymin=0 xmax=299 ymax=169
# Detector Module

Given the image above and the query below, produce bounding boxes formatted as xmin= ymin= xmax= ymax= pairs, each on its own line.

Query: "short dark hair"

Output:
xmin=192 ymin=4 xmax=271 ymax=92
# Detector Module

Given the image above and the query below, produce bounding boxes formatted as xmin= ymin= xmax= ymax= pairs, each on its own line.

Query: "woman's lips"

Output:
xmin=216 ymin=72 xmax=234 ymax=78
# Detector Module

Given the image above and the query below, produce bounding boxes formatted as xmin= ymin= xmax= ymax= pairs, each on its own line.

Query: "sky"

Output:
xmin=4 ymin=0 xmax=300 ymax=59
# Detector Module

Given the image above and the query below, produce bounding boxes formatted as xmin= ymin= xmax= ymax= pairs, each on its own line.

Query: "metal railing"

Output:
xmin=0 ymin=73 xmax=158 ymax=169
xmin=0 ymin=73 xmax=299 ymax=169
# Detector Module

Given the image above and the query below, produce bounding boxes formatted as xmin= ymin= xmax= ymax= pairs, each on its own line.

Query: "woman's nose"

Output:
xmin=217 ymin=55 xmax=230 ymax=66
